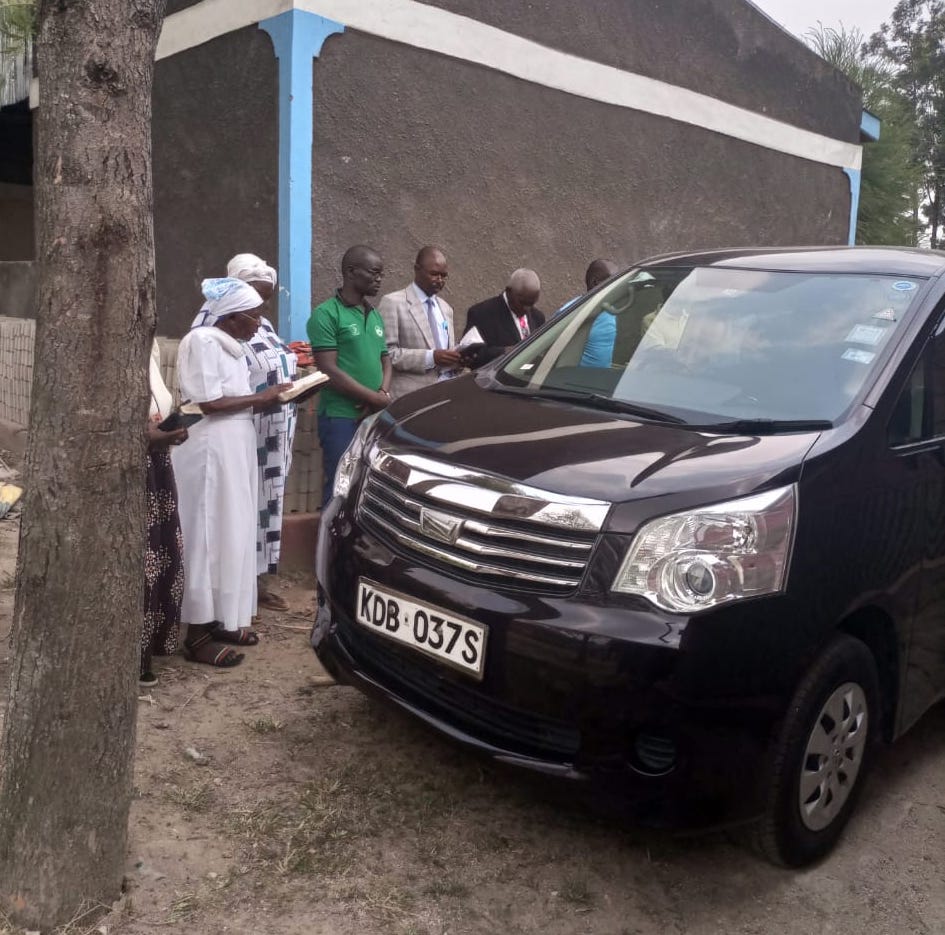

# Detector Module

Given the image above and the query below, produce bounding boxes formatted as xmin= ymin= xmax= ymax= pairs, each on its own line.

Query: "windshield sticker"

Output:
xmin=845 ymin=324 xmax=886 ymax=346
xmin=842 ymin=348 xmax=876 ymax=365
xmin=892 ymin=280 xmax=917 ymax=292
xmin=872 ymin=308 xmax=897 ymax=321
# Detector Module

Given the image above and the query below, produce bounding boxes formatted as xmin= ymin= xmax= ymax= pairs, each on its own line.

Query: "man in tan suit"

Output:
xmin=378 ymin=246 xmax=463 ymax=400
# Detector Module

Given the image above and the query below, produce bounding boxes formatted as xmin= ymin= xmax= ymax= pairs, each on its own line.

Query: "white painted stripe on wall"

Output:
xmin=64 ymin=0 xmax=864 ymax=171
xmin=156 ymin=0 xmax=290 ymax=59
xmin=300 ymin=0 xmax=861 ymax=170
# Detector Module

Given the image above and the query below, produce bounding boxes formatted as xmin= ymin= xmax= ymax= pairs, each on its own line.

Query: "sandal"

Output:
xmin=183 ymin=632 xmax=244 ymax=667
xmin=257 ymin=591 xmax=290 ymax=612
xmin=212 ymin=625 xmax=260 ymax=646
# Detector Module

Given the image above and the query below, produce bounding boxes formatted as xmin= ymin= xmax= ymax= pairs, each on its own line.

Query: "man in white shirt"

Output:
xmin=378 ymin=246 xmax=463 ymax=400
xmin=462 ymin=268 xmax=546 ymax=368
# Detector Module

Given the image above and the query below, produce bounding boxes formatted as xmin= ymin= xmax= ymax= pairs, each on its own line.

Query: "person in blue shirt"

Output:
xmin=578 ymin=259 xmax=620 ymax=368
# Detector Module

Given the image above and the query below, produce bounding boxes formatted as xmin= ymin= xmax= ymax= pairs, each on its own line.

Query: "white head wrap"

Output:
xmin=197 ymin=277 xmax=263 ymax=326
xmin=227 ymin=253 xmax=277 ymax=287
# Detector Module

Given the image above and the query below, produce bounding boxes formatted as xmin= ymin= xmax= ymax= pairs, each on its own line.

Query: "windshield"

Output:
xmin=495 ymin=266 xmax=924 ymax=425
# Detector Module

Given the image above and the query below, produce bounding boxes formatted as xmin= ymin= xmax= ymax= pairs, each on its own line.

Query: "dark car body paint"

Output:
xmin=313 ymin=247 xmax=945 ymax=827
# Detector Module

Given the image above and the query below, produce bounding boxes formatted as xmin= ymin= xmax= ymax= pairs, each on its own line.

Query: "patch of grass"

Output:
xmin=166 ymin=782 xmax=213 ymax=813
xmin=53 ymin=900 xmax=116 ymax=935
xmin=360 ymin=884 xmax=415 ymax=923
xmin=423 ymin=878 xmax=470 ymax=899
xmin=169 ymin=892 xmax=199 ymax=920
xmin=246 ymin=716 xmax=285 ymax=734
xmin=227 ymin=777 xmax=352 ymax=877
xmin=226 ymin=755 xmax=461 ymax=882
xmin=558 ymin=876 xmax=594 ymax=909
xmin=479 ymin=829 xmax=514 ymax=851
xmin=398 ymin=923 xmax=429 ymax=935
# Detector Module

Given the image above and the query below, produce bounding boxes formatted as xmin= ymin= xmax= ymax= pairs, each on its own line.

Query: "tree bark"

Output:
xmin=0 ymin=1 xmax=166 ymax=928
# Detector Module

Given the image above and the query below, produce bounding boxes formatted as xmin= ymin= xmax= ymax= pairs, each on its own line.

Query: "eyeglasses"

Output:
xmin=234 ymin=311 xmax=261 ymax=324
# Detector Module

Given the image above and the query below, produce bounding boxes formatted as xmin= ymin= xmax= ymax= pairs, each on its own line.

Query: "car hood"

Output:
xmin=378 ymin=376 xmax=819 ymax=528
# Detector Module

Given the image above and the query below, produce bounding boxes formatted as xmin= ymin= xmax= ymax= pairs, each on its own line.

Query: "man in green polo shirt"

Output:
xmin=309 ymin=244 xmax=392 ymax=505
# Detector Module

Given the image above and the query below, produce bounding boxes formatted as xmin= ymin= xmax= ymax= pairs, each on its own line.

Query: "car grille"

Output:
xmin=357 ymin=467 xmax=600 ymax=594
xmin=339 ymin=623 xmax=581 ymax=758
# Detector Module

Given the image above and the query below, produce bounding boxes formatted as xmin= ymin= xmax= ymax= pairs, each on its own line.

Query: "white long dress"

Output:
xmin=190 ymin=310 xmax=298 ymax=575
xmin=172 ymin=327 xmax=258 ymax=632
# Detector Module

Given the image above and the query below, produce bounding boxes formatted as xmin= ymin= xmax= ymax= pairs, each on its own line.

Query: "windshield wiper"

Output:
xmin=691 ymin=418 xmax=833 ymax=435
xmin=529 ymin=388 xmax=686 ymax=423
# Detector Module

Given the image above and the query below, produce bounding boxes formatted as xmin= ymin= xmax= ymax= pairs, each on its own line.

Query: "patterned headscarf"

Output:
xmin=192 ymin=277 xmax=263 ymax=328
xmin=227 ymin=253 xmax=278 ymax=287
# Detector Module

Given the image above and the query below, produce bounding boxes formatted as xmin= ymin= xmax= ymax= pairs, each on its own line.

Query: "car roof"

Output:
xmin=637 ymin=246 xmax=945 ymax=278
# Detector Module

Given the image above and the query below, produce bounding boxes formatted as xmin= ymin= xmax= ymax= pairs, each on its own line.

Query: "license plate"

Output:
xmin=354 ymin=578 xmax=488 ymax=679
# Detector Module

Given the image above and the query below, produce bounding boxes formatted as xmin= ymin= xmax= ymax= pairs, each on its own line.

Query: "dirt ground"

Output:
xmin=1 ymin=495 xmax=945 ymax=934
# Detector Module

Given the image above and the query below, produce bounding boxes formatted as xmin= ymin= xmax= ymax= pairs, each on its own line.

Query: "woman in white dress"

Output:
xmin=173 ymin=278 xmax=291 ymax=667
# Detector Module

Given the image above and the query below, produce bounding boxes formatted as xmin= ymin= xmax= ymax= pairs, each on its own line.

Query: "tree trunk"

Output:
xmin=0 ymin=1 xmax=165 ymax=928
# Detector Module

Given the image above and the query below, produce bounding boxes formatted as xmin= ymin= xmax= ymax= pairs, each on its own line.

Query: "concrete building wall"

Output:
xmin=14 ymin=0 xmax=864 ymax=337
xmin=420 ymin=0 xmax=861 ymax=141
xmin=0 ymin=261 xmax=35 ymax=318
xmin=0 ymin=185 xmax=33 ymax=261
xmin=0 ymin=97 xmax=34 ymax=262
xmin=310 ymin=28 xmax=851 ymax=324
xmin=152 ymin=26 xmax=279 ymax=335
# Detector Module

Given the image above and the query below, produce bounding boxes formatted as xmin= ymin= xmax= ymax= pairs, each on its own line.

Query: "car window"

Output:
xmin=889 ymin=322 xmax=945 ymax=446
xmin=498 ymin=267 xmax=925 ymax=425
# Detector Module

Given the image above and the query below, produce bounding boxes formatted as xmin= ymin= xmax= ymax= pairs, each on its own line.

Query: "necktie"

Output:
xmin=518 ymin=314 xmax=529 ymax=339
xmin=426 ymin=297 xmax=443 ymax=350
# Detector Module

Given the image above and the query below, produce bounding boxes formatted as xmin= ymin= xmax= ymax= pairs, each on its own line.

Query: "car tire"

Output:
xmin=747 ymin=634 xmax=880 ymax=867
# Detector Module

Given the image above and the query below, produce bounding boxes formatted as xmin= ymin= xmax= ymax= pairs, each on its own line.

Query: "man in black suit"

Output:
xmin=462 ymin=268 xmax=545 ymax=367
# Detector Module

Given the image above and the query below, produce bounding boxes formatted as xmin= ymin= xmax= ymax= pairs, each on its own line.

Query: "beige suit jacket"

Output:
xmin=378 ymin=282 xmax=456 ymax=399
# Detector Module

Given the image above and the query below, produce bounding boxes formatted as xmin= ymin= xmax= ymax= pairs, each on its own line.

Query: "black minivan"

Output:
xmin=312 ymin=247 xmax=945 ymax=866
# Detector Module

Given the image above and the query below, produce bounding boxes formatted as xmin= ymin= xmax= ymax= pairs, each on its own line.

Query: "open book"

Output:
xmin=162 ymin=373 xmax=328 ymax=429
xmin=277 ymin=370 xmax=329 ymax=404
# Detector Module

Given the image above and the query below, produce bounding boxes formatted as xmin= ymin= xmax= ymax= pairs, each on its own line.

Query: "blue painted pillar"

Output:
xmin=843 ymin=168 xmax=862 ymax=247
xmin=260 ymin=10 xmax=345 ymax=342
xmin=844 ymin=111 xmax=881 ymax=247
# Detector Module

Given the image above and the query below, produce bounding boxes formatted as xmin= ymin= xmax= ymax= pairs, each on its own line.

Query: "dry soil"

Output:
xmin=0 ymin=499 xmax=944 ymax=935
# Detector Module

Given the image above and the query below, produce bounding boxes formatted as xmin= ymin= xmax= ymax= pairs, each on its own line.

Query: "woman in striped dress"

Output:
xmin=193 ymin=253 xmax=299 ymax=612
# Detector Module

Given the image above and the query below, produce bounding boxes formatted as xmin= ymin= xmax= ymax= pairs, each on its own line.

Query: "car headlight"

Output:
xmin=612 ymin=485 xmax=796 ymax=613
xmin=332 ymin=413 xmax=380 ymax=500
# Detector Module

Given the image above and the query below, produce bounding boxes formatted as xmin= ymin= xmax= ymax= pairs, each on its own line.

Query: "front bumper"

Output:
xmin=312 ymin=495 xmax=807 ymax=828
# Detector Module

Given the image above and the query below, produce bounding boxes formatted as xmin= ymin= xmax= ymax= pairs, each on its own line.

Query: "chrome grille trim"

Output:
xmin=358 ymin=450 xmax=610 ymax=592
xmin=461 ymin=517 xmax=592 ymax=551
xmin=369 ymin=449 xmax=610 ymax=532
xmin=360 ymin=506 xmax=581 ymax=588
xmin=363 ymin=484 xmax=586 ymax=570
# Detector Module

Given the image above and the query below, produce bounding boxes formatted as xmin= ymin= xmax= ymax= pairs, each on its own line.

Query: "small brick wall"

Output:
xmin=0 ymin=316 xmax=33 ymax=428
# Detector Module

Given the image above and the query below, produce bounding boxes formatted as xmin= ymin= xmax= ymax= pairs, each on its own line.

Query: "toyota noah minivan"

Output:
xmin=312 ymin=247 xmax=945 ymax=866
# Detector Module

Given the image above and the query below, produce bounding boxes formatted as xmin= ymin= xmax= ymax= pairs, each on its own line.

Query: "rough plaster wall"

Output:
xmin=0 ymin=262 xmax=35 ymax=319
xmin=0 ymin=187 xmax=33 ymax=261
xmin=311 ymin=31 xmax=850 ymax=327
xmin=164 ymin=0 xmax=201 ymax=15
xmin=152 ymin=27 xmax=279 ymax=336
xmin=420 ymin=0 xmax=862 ymax=142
